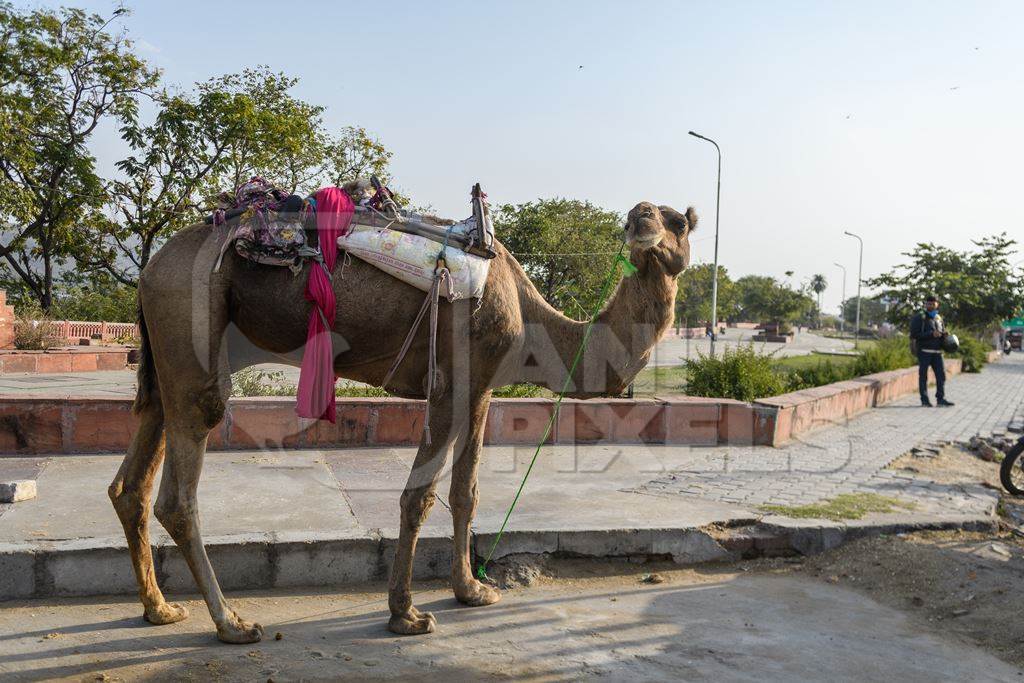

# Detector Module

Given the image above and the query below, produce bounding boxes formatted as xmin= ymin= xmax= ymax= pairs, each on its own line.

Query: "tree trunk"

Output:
xmin=41 ymin=248 xmax=53 ymax=312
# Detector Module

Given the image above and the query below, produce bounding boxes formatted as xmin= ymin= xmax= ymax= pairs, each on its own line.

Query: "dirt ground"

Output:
xmin=3 ymin=445 xmax=1023 ymax=681
xmin=2 ymin=558 xmax=1021 ymax=682
xmin=755 ymin=443 xmax=1024 ymax=668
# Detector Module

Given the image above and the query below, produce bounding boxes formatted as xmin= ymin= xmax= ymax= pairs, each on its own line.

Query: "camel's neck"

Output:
xmin=514 ymin=255 xmax=677 ymax=396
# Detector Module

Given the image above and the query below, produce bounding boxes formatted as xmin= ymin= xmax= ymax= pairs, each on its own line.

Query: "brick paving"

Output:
xmin=637 ymin=354 xmax=1024 ymax=515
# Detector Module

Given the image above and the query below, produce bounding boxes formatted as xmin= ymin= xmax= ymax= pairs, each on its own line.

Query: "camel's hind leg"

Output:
xmin=108 ymin=397 xmax=188 ymax=625
xmin=154 ymin=381 xmax=264 ymax=645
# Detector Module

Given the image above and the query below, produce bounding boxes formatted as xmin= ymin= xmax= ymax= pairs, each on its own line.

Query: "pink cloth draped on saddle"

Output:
xmin=296 ymin=186 xmax=354 ymax=423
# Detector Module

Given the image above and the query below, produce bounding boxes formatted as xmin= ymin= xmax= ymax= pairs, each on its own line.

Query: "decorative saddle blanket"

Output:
xmin=212 ymin=177 xmax=314 ymax=273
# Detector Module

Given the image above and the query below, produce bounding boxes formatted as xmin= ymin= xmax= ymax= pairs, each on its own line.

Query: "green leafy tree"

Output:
xmin=840 ymin=295 xmax=888 ymax=327
xmin=0 ymin=4 xmax=159 ymax=309
xmin=865 ymin=234 xmax=1024 ymax=334
xmin=48 ymin=271 xmax=137 ymax=322
xmin=495 ymin=198 xmax=623 ymax=316
xmin=734 ymin=275 xmax=813 ymax=325
xmin=78 ymin=68 xmax=394 ymax=286
xmin=322 ymin=126 xmax=392 ymax=188
xmin=676 ymin=263 xmax=735 ymax=326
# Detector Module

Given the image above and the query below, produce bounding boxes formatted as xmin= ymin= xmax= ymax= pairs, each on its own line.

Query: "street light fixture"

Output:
xmin=833 ymin=262 xmax=847 ymax=335
xmin=843 ymin=230 xmax=864 ymax=349
xmin=689 ymin=130 xmax=721 ymax=357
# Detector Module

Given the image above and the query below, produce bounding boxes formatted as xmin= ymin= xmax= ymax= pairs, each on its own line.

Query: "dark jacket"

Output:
xmin=910 ymin=311 xmax=944 ymax=352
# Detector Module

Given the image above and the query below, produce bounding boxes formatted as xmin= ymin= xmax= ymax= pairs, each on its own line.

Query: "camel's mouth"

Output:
xmin=628 ymin=232 xmax=663 ymax=249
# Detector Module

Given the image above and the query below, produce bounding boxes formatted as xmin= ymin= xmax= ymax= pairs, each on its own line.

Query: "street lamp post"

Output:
xmin=833 ymin=262 xmax=847 ymax=335
xmin=843 ymin=231 xmax=864 ymax=349
xmin=688 ymin=130 xmax=721 ymax=357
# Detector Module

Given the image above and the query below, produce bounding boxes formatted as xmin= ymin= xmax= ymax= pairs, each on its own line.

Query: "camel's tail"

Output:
xmin=133 ymin=305 xmax=158 ymax=415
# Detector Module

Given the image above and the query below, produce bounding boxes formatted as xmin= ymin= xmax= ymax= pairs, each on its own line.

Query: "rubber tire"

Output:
xmin=999 ymin=439 xmax=1024 ymax=496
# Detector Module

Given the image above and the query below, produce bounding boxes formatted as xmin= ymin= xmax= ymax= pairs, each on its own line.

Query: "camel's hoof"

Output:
xmin=143 ymin=602 xmax=190 ymax=625
xmin=216 ymin=616 xmax=264 ymax=644
xmin=455 ymin=580 xmax=502 ymax=607
xmin=388 ymin=609 xmax=437 ymax=636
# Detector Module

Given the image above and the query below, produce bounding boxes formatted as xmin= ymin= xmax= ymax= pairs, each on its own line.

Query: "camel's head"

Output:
xmin=624 ymin=202 xmax=697 ymax=277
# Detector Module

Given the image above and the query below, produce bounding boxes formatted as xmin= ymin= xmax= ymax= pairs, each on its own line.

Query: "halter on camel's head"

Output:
xmin=624 ymin=202 xmax=698 ymax=277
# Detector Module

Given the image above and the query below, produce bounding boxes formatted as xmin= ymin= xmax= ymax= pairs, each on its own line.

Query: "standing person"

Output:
xmin=910 ymin=295 xmax=954 ymax=407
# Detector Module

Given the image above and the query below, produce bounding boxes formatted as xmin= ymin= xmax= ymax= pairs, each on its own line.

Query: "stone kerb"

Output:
xmin=0 ymin=348 xmax=130 ymax=374
xmin=756 ymin=358 xmax=963 ymax=444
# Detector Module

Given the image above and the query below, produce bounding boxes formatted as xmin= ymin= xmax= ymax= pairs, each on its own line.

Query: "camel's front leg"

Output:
xmin=156 ymin=422 xmax=263 ymax=645
xmin=388 ymin=390 xmax=462 ymax=635
xmin=449 ymin=390 xmax=501 ymax=607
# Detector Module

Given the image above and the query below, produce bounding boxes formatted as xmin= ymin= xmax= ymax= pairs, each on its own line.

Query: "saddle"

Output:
xmin=349 ymin=180 xmax=497 ymax=260
xmin=208 ymin=177 xmax=497 ymax=274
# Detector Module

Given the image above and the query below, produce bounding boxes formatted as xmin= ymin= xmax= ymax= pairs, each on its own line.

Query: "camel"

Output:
xmin=107 ymin=199 xmax=697 ymax=642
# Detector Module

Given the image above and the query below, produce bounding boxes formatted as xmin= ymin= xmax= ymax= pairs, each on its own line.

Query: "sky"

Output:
xmin=21 ymin=0 xmax=1024 ymax=313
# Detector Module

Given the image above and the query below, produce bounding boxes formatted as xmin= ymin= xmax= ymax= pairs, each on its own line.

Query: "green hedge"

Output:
xmin=683 ymin=346 xmax=789 ymax=401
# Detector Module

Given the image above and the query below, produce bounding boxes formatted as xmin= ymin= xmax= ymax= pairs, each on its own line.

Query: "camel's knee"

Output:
xmin=191 ymin=382 xmax=227 ymax=431
xmin=449 ymin=485 xmax=478 ymax=517
xmin=108 ymin=477 xmax=142 ymax=522
xmin=154 ymin=495 xmax=195 ymax=542
xmin=400 ymin=487 xmax=436 ymax=529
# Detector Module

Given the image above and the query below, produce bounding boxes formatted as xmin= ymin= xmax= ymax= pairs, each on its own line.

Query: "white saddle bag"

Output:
xmin=338 ymin=225 xmax=491 ymax=300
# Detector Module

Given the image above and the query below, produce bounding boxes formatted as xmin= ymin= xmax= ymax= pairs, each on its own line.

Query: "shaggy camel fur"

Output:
xmin=107 ymin=201 xmax=696 ymax=642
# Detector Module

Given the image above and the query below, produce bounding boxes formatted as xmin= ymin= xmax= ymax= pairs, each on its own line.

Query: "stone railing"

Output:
xmin=13 ymin=319 xmax=139 ymax=344
xmin=0 ymin=289 xmax=138 ymax=349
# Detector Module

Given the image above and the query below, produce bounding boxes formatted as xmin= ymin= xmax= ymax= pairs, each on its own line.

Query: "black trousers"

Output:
xmin=918 ymin=352 xmax=945 ymax=401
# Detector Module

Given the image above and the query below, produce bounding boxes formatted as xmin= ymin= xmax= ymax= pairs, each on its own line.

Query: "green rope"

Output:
xmin=477 ymin=243 xmax=636 ymax=579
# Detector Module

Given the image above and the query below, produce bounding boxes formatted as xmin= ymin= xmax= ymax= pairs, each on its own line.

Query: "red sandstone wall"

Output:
xmin=0 ymin=357 xmax=970 ymax=455
xmin=0 ymin=291 xmax=13 ymax=350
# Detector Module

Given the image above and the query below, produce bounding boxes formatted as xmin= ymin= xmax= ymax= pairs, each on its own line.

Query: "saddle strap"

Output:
xmin=380 ymin=268 xmax=452 ymax=446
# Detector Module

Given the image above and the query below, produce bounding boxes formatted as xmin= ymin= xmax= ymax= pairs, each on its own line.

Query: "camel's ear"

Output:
xmin=658 ymin=206 xmax=698 ymax=235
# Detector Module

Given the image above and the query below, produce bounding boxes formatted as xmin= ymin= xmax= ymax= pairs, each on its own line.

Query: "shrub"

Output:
xmin=852 ymin=336 xmax=915 ymax=376
xmin=684 ymin=345 xmax=788 ymax=401
xmin=949 ymin=328 xmax=989 ymax=373
xmin=493 ymin=383 xmax=547 ymax=398
xmin=230 ymin=369 xmax=392 ymax=398
xmin=230 ymin=368 xmax=296 ymax=397
xmin=12 ymin=306 xmax=61 ymax=350
xmin=335 ymin=381 xmax=389 ymax=398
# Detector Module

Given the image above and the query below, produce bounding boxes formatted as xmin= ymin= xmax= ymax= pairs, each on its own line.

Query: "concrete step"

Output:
xmin=0 ymin=513 xmax=995 ymax=601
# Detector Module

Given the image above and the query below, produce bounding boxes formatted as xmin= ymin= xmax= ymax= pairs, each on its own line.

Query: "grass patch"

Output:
xmin=631 ymin=365 xmax=688 ymax=396
xmin=760 ymin=492 xmax=915 ymax=521
xmin=851 ymin=338 xmax=879 ymax=352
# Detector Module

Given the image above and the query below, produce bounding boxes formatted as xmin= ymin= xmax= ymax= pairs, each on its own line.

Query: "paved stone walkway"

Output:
xmin=638 ymin=354 xmax=1024 ymax=514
